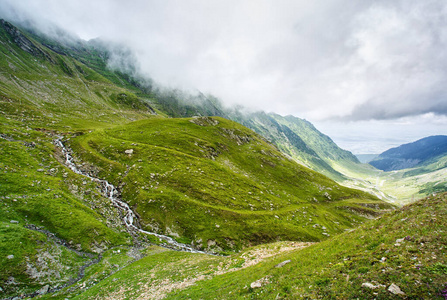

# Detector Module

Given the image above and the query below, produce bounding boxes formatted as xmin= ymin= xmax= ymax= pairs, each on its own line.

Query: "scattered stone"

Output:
xmin=250 ymin=276 xmax=270 ymax=289
xmin=10 ymin=220 xmax=19 ymax=224
xmin=37 ymin=169 xmax=44 ymax=172
xmin=124 ymin=149 xmax=134 ymax=155
xmin=362 ymin=282 xmax=385 ymax=289
xmin=362 ymin=282 xmax=377 ymax=289
xmin=37 ymin=284 xmax=50 ymax=295
xmin=6 ymin=276 xmax=17 ymax=285
xmin=275 ymin=260 xmax=291 ymax=268
xmin=388 ymin=283 xmax=405 ymax=295
xmin=394 ymin=238 xmax=404 ymax=246
xmin=381 ymin=257 xmax=387 ymax=262
xmin=190 ymin=116 xmax=220 ymax=126
xmin=7 ymin=255 xmax=14 ymax=259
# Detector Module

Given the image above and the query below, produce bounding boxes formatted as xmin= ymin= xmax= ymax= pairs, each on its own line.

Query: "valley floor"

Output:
xmin=39 ymin=193 xmax=447 ymax=300
xmin=330 ymin=160 xmax=447 ymax=206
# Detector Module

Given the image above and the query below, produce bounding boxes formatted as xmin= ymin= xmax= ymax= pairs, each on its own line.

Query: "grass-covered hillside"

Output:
xmin=229 ymin=111 xmax=350 ymax=182
xmin=0 ymin=19 xmax=156 ymax=131
xmin=73 ymin=193 xmax=447 ymax=300
xmin=0 ymin=19 xmax=157 ymax=297
xmin=68 ymin=116 xmax=390 ymax=252
xmin=0 ymin=19 xmax=394 ymax=298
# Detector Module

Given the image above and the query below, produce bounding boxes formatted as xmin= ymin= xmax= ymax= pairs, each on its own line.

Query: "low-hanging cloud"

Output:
xmin=2 ymin=0 xmax=447 ymax=122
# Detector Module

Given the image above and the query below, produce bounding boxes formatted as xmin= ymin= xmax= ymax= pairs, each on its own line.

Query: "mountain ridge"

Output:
xmin=370 ymin=135 xmax=447 ymax=171
xmin=4 ymin=19 xmax=361 ymax=182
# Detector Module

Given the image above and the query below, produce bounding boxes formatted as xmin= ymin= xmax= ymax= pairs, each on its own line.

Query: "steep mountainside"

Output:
xmin=229 ymin=111 xmax=349 ymax=181
xmin=0 ymin=20 xmax=394 ymax=298
xmin=370 ymin=135 xmax=447 ymax=171
xmin=12 ymin=20 xmax=367 ymax=183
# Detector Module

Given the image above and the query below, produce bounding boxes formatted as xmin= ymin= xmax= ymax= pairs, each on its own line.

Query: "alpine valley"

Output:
xmin=1 ymin=20 xmax=446 ymax=300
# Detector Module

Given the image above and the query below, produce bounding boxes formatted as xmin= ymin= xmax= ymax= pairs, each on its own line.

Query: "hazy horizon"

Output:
xmin=1 ymin=0 xmax=446 ymax=153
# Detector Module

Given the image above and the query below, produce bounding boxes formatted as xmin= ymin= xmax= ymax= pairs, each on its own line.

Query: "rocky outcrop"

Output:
xmin=0 ymin=20 xmax=54 ymax=62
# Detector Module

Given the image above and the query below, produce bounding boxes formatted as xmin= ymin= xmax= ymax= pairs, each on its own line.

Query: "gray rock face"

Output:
xmin=0 ymin=20 xmax=53 ymax=61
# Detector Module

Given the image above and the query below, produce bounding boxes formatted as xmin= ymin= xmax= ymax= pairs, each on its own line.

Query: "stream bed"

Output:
xmin=55 ymin=138 xmax=208 ymax=254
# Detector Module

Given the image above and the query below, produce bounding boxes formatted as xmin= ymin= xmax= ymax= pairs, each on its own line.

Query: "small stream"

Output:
xmin=55 ymin=138 xmax=209 ymax=254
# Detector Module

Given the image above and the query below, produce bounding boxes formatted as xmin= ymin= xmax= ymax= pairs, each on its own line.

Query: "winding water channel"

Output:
xmin=55 ymin=138 xmax=209 ymax=254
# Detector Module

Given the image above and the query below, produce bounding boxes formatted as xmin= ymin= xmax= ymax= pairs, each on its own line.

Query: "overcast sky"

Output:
xmin=1 ymin=0 xmax=446 ymax=153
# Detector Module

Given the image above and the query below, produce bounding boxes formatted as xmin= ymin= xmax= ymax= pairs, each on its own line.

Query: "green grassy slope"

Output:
xmin=0 ymin=20 xmax=156 ymax=297
xmin=167 ymin=192 xmax=447 ymax=299
xmin=74 ymin=193 xmax=447 ymax=300
xmin=0 ymin=19 xmax=394 ymax=298
xmin=68 ymin=116 xmax=392 ymax=252
xmin=0 ymin=20 xmax=155 ymax=131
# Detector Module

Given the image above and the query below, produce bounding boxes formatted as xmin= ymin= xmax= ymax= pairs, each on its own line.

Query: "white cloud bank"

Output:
xmin=1 ymin=0 xmax=446 ymax=152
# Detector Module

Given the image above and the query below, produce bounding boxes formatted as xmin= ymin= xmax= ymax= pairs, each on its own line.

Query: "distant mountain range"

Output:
xmin=370 ymin=135 xmax=447 ymax=171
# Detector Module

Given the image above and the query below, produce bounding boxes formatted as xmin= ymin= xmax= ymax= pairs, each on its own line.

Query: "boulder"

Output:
xmin=388 ymin=283 xmax=405 ymax=295
xmin=275 ymin=260 xmax=291 ymax=268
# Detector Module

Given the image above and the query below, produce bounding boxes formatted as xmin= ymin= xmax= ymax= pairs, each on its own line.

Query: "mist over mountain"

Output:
xmin=1 ymin=0 xmax=447 ymax=154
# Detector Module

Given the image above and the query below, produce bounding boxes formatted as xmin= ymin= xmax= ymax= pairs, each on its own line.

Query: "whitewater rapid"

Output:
xmin=55 ymin=138 xmax=208 ymax=254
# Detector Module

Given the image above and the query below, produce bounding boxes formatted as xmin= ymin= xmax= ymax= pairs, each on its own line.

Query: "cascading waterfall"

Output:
xmin=55 ymin=138 xmax=208 ymax=254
